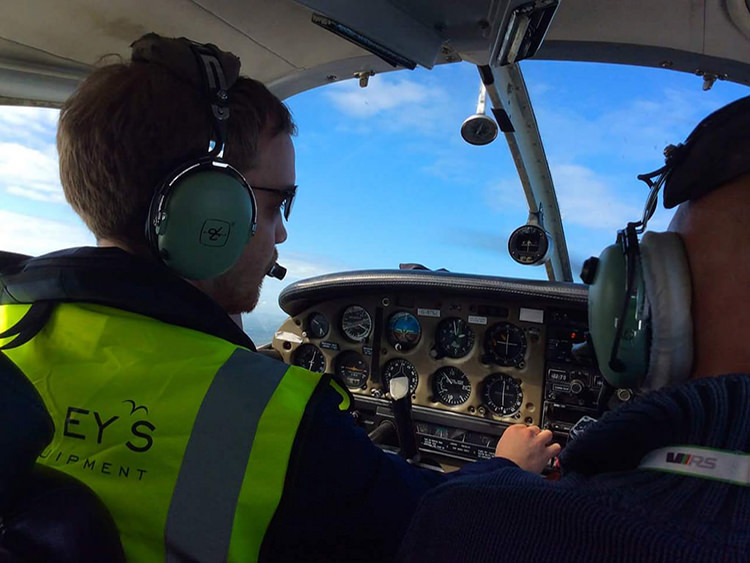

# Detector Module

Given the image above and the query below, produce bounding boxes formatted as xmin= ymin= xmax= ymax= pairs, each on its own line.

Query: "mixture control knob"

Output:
xmin=570 ymin=379 xmax=585 ymax=395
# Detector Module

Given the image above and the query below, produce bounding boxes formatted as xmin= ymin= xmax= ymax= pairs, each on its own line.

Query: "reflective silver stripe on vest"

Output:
xmin=165 ymin=348 xmax=288 ymax=562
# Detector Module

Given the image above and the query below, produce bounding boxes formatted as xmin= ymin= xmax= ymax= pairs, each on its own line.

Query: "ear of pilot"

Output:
xmin=3 ymin=30 xmax=750 ymax=563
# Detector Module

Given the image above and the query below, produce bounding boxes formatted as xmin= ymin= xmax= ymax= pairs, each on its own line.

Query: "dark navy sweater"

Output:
xmin=398 ymin=374 xmax=750 ymax=562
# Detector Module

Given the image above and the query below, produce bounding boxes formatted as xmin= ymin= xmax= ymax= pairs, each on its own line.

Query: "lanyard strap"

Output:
xmin=639 ymin=446 xmax=750 ymax=486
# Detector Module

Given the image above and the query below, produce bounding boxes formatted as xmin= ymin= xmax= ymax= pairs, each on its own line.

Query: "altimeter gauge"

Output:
xmin=432 ymin=366 xmax=472 ymax=406
xmin=435 ymin=317 xmax=475 ymax=358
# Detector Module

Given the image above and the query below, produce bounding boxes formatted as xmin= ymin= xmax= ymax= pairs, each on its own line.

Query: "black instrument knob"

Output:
xmin=570 ymin=379 xmax=585 ymax=395
xmin=580 ymin=257 xmax=599 ymax=285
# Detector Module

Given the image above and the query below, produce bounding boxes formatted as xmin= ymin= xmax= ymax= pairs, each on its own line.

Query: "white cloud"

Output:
xmin=325 ymin=74 xmax=456 ymax=136
xmin=0 ymin=209 xmax=94 ymax=256
xmin=0 ymin=142 xmax=65 ymax=204
xmin=487 ymin=164 xmax=643 ymax=232
xmin=0 ymin=106 xmax=59 ymax=147
xmin=326 ymin=75 xmax=432 ymax=118
xmin=552 ymin=163 xmax=642 ymax=230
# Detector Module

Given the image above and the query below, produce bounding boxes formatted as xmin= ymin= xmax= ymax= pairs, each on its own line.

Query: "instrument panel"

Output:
xmin=273 ymin=270 xmax=620 ymax=467
xmin=281 ymin=297 xmax=545 ymax=427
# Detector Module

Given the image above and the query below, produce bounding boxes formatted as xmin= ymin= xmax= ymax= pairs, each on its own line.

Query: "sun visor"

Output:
xmin=664 ymin=95 xmax=750 ymax=208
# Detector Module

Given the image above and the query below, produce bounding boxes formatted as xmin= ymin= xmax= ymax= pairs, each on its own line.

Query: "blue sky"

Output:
xmin=0 ymin=60 xmax=747 ymax=343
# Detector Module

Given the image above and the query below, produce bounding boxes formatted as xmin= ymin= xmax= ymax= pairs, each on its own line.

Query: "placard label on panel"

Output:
xmin=320 ymin=341 xmax=340 ymax=351
xmin=417 ymin=308 xmax=441 ymax=318
xmin=468 ymin=315 xmax=487 ymax=325
xmin=519 ymin=307 xmax=544 ymax=324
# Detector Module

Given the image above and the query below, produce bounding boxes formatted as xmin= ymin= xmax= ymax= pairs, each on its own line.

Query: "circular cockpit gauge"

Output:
xmin=386 ymin=311 xmax=421 ymax=351
xmin=482 ymin=373 xmax=523 ymax=416
xmin=340 ymin=305 xmax=372 ymax=343
xmin=306 ymin=312 xmax=329 ymax=339
xmin=484 ymin=322 xmax=527 ymax=367
xmin=435 ymin=317 xmax=475 ymax=358
xmin=292 ymin=343 xmax=326 ymax=374
xmin=382 ymin=358 xmax=419 ymax=395
xmin=508 ymin=224 xmax=551 ymax=266
xmin=460 ymin=114 xmax=499 ymax=146
xmin=432 ymin=366 xmax=472 ymax=406
xmin=335 ymin=350 xmax=370 ymax=389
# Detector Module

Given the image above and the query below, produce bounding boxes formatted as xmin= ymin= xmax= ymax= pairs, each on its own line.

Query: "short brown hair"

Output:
xmin=58 ymin=60 xmax=295 ymax=250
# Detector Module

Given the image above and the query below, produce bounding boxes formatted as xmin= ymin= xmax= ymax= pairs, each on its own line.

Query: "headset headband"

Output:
xmin=131 ymin=33 xmax=241 ymax=157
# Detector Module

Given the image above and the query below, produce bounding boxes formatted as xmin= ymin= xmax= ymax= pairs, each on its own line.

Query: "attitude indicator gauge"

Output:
xmin=382 ymin=358 xmax=419 ymax=395
xmin=340 ymin=305 xmax=372 ymax=342
xmin=508 ymin=224 xmax=551 ymax=266
xmin=306 ymin=312 xmax=329 ymax=339
xmin=387 ymin=311 xmax=421 ymax=351
xmin=435 ymin=317 xmax=475 ymax=358
xmin=335 ymin=350 xmax=370 ymax=389
xmin=292 ymin=344 xmax=326 ymax=374
xmin=432 ymin=367 xmax=472 ymax=406
xmin=482 ymin=373 xmax=523 ymax=416
xmin=484 ymin=322 xmax=527 ymax=367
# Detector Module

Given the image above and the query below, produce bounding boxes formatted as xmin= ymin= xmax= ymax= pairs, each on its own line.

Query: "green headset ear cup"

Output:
xmin=587 ymin=243 xmax=649 ymax=388
xmin=156 ymin=168 xmax=256 ymax=280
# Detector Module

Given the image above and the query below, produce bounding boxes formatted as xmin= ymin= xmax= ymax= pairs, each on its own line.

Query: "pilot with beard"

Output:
xmin=0 ymin=34 xmax=560 ymax=562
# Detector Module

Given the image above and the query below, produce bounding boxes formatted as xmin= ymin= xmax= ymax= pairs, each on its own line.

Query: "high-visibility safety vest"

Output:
xmin=0 ymin=301 xmax=348 ymax=562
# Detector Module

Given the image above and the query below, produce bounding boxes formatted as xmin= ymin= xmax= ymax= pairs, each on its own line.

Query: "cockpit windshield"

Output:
xmin=1 ymin=60 xmax=747 ymax=343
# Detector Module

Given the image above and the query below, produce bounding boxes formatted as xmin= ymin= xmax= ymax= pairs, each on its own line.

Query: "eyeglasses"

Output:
xmin=252 ymin=185 xmax=297 ymax=221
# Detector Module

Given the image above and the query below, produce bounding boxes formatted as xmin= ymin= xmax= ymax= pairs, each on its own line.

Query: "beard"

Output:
xmin=189 ymin=249 xmax=278 ymax=315
xmin=215 ymin=273 xmax=264 ymax=315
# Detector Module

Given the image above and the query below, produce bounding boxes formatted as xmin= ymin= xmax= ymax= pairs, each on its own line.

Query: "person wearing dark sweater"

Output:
xmin=398 ymin=98 xmax=750 ymax=562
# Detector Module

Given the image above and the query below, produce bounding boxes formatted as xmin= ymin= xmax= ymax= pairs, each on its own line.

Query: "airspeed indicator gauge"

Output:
xmin=341 ymin=305 xmax=372 ymax=342
xmin=508 ymin=224 xmax=551 ymax=266
xmin=292 ymin=344 xmax=326 ymax=374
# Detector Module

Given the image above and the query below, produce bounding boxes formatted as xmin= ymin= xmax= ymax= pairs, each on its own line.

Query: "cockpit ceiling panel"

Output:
xmin=1 ymin=0 xmax=750 ymax=106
